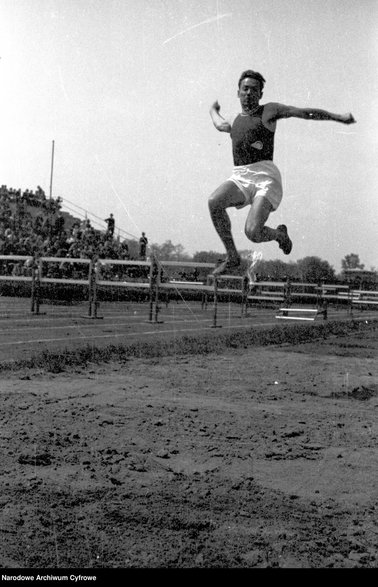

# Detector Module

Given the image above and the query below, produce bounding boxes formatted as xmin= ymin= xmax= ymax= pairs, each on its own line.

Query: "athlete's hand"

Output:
xmin=210 ymin=100 xmax=221 ymax=113
xmin=340 ymin=113 xmax=356 ymax=124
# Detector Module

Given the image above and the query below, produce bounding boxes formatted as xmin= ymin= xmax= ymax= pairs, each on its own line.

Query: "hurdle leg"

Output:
xmin=35 ymin=277 xmax=40 ymax=315
xmin=211 ymin=277 xmax=222 ymax=328
xmin=150 ymin=259 xmax=164 ymax=324
xmin=30 ymin=262 xmax=36 ymax=313
xmin=92 ymin=268 xmax=99 ymax=318
xmin=82 ymin=260 xmax=103 ymax=319
xmin=201 ymin=291 xmax=208 ymax=310
xmin=322 ymin=300 xmax=328 ymax=320
xmin=154 ymin=267 xmax=160 ymax=323
xmin=91 ymin=263 xmax=102 ymax=319
xmin=31 ymin=259 xmax=45 ymax=315
xmin=88 ymin=261 xmax=94 ymax=317
xmin=241 ymin=276 xmax=249 ymax=318
xmin=154 ymin=284 xmax=161 ymax=323
xmin=148 ymin=257 xmax=156 ymax=322
xmin=348 ymin=288 xmax=354 ymax=318
xmin=284 ymin=280 xmax=292 ymax=307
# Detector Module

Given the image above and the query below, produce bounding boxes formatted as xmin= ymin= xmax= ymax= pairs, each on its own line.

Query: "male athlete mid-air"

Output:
xmin=208 ymin=69 xmax=356 ymax=277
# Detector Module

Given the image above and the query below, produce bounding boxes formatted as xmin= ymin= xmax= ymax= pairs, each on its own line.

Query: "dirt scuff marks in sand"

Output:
xmin=1 ymin=330 xmax=378 ymax=568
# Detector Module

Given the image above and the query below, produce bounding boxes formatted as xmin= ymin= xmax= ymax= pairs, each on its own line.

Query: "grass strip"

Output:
xmin=1 ymin=317 xmax=377 ymax=374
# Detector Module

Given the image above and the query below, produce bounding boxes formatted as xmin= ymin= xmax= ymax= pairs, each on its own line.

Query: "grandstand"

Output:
xmin=0 ymin=183 xmax=137 ymax=262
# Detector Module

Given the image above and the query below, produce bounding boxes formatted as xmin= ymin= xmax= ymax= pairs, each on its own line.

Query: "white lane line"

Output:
xmin=0 ymin=321 xmax=280 ymax=348
xmin=0 ymin=309 xmax=210 ymax=323
xmin=0 ymin=312 xmax=263 ymax=333
xmin=0 ymin=316 xmax=215 ymax=336
xmin=0 ymin=310 xmax=362 ymax=334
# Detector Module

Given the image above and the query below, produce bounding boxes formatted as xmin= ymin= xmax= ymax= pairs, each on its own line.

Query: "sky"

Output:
xmin=0 ymin=0 xmax=377 ymax=272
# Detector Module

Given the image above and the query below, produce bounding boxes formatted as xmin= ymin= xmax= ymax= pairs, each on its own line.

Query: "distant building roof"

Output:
xmin=343 ymin=268 xmax=376 ymax=275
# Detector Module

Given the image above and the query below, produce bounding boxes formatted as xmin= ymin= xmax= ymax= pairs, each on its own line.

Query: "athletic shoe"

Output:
xmin=276 ymin=224 xmax=293 ymax=255
xmin=246 ymin=251 xmax=262 ymax=285
xmin=211 ymin=257 xmax=242 ymax=277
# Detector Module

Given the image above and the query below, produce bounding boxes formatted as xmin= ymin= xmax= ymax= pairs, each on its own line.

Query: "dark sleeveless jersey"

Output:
xmin=230 ymin=106 xmax=275 ymax=166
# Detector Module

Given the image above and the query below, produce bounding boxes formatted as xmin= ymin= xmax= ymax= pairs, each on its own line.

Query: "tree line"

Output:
xmin=147 ymin=240 xmax=376 ymax=285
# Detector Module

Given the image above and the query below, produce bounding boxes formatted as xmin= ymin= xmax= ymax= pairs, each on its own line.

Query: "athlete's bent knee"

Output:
xmin=208 ymin=191 xmax=224 ymax=212
xmin=245 ymin=225 xmax=263 ymax=242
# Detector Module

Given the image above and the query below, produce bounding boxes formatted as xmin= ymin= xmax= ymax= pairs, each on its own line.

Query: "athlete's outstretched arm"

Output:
xmin=271 ymin=103 xmax=356 ymax=124
xmin=209 ymin=101 xmax=232 ymax=132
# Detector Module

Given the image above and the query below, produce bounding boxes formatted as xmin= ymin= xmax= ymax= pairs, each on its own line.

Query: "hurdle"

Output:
xmin=32 ymin=256 xmax=93 ymax=316
xmin=320 ymin=283 xmax=351 ymax=300
xmin=0 ymin=255 xmax=37 ymax=313
xmin=319 ymin=283 xmax=352 ymax=308
xmin=274 ymin=279 xmax=330 ymax=321
xmin=210 ymin=274 xmax=250 ymax=327
xmin=350 ymin=289 xmax=378 ymax=310
xmin=276 ymin=301 xmax=328 ymax=321
xmin=247 ymin=280 xmax=286 ymax=307
xmin=151 ymin=259 xmax=215 ymax=324
xmin=93 ymin=259 xmax=154 ymax=320
xmin=151 ymin=259 xmax=250 ymax=327
xmin=166 ymin=280 xmax=209 ymax=309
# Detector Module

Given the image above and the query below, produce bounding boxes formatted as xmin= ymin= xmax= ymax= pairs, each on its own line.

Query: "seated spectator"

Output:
xmin=119 ymin=240 xmax=130 ymax=260
xmin=0 ymin=185 xmax=143 ymax=276
xmin=23 ymin=258 xmax=34 ymax=276
xmin=67 ymin=244 xmax=80 ymax=259
xmin=12 ymin=261 xmax=24 ymax=276
xmin=34 ymin=215 xmax=44 ymax=230
xmin=54 ymin=214 xmax=65 ymax=234
xmin=36 ymin=186 xmax=46 ymax=200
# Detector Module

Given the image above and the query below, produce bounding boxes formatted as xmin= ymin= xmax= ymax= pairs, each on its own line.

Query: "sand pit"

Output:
xmin=1 ymin=321 xmax=378 ymax=570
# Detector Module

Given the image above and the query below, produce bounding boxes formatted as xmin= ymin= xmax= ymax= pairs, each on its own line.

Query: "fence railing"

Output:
xmin=0 ymin=255 xmax=377 ymax=324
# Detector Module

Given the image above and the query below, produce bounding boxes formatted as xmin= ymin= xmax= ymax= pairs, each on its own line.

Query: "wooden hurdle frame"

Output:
xmin=275 ymin=281 xmax=326 ymax=321
xmin=210 ymin=274 xmax=250 ymax=327
xmin=151 ymin=259 xmax=215 ymax=324
xmin=349 ymin=289 xmax=378 ymax=310
xmin=275 ymin=281 xmax=326 ymax=322
xmin=150 ymin=259 xmax=250 ymax=327
xmin=92 ymin=258 xmax=154 ymax=320
xmin=31 ymin=256 xmax=93 ymax=316
xmin=247 ymin=280 xmax=287 ymax=307
xmin=1 ymin=253 xmax=376 ymax=326
xmin=276 ymin=303 xmax=328 ymax=321
xmin=0 ymin=255 xmax=37 ymax=312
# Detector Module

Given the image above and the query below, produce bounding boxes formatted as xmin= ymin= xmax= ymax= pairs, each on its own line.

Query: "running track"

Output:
xmin=0 ymin=296 xmax=374 ymax=365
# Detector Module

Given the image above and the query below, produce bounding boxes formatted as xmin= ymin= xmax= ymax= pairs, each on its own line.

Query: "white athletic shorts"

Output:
xmin=229 ymin=160 xmax=283 ymax=211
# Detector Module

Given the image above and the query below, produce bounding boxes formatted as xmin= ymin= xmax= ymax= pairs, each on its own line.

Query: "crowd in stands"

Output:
xmin=0 ymin=184 xmax=150 ymax=280
xmin=0 ymin=184 xmax=62 ymax=212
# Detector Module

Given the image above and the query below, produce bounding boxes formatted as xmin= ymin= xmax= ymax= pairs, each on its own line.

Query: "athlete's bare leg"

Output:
xmin=209 ymin=185 xmax=292 ymax=277
xmin=245 ymin=196 xmax=292 ymax=253
xmin=208 ymin=180 xmax=245 ymax=266
xmin=244 ymin=196 xmax=276 ymax=242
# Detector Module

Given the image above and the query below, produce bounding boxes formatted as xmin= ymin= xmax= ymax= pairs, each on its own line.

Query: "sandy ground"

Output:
xmin=1 ymin=327 xmax=378 ymax=569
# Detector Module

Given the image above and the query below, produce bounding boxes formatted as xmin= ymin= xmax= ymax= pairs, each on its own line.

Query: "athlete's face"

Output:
xmin=238 ymin=78 xmax=263 ymax=112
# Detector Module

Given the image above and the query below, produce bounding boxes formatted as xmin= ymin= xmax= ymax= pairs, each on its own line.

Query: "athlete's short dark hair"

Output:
xmin=238 ymin=70 xmax=266 ymax=91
